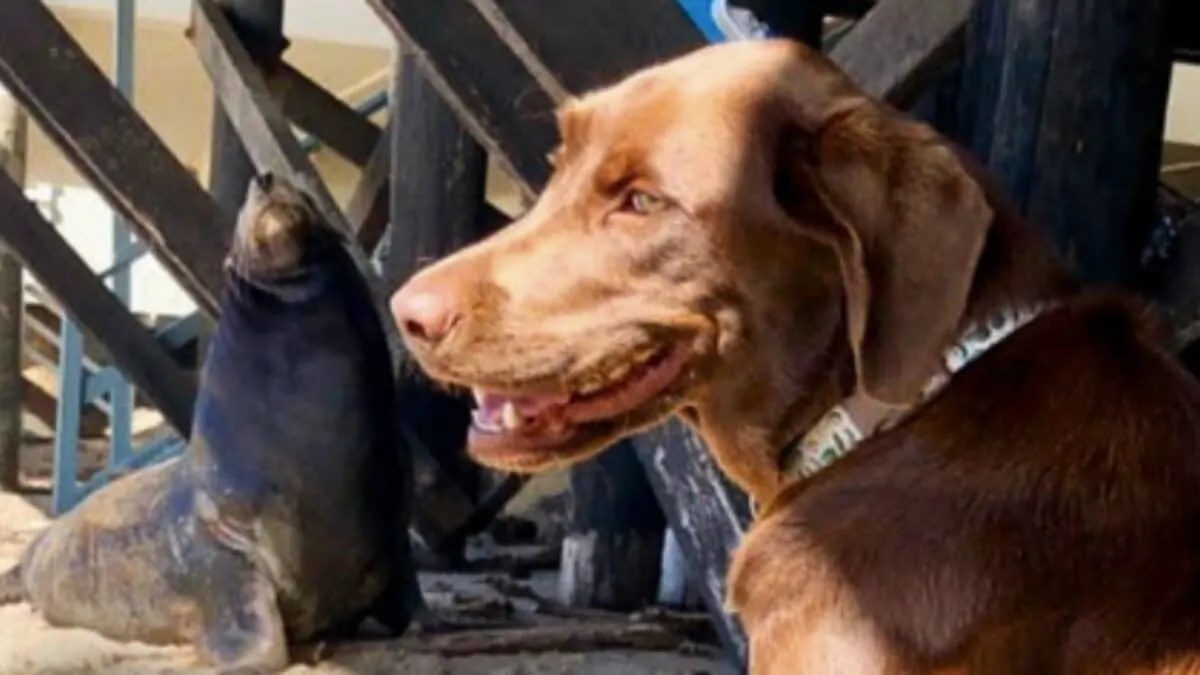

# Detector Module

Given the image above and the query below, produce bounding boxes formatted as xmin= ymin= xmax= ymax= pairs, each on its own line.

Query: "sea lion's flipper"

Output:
xmin=194 ymin=563 xmax=287 ymax=672
xmin=0 ymin=564 xmax=24 ymax=604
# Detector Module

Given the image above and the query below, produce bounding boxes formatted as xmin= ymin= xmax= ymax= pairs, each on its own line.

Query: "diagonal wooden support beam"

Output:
xmin=0 ymin=172 xmax=197 ymax=436
xmin=0 ymin=1 xmax=228 ymax=317
xmin=275 ymin=62 xmax=384 ymax=167
xmin=827 ymin=0 xmax=973 ymax=107
xmin=189 ymin=0 xmax=404 ymax=359
xmin=345 ymin=122 xmax=510 ymax=256
xmin=364 ymin=0 xmax=561 ymax=196
xmin=366 ymin=0 xmax=969 ymax=196
xmin=345 ymin=122 xmax=393 ymax=253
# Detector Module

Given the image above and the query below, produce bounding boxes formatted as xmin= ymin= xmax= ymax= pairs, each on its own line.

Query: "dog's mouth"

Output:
xmin=465 ymin=342 xmax=693 ymax=470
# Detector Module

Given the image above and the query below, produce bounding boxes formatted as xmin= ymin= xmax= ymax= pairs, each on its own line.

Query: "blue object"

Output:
xmin=674 ymin=0 xmax=776 ymax=43
xmin=674 ymin=0 xmax=728 ymax=42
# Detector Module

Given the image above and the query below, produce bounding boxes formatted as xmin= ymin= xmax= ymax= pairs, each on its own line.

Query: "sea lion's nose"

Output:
xmin=390 ymin=277 xmax=463 ymax=348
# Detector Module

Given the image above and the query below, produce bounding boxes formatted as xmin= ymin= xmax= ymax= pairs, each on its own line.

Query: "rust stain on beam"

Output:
xmin=0 ymin=1 xmax=228 ymax=317
xmin=189 ymin=0 xmax=403 ymax=359
xmin=0 ymin=172 xmax=197 ymax=436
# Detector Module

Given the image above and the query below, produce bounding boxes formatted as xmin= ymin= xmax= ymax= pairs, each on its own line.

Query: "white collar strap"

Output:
xmin=779 ymin=303 xmax=1052 ymax=482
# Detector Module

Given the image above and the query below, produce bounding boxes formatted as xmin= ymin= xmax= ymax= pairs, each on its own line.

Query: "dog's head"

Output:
xmin=390 ymin=39 xmax=995 ymax=493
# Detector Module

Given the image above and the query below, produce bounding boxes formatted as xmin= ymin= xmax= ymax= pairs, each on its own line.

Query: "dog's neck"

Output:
xmin=775 ymin=304 xmax=1048 ymax=484
xmin=685 ymin=198 xmax=1076 ymax=508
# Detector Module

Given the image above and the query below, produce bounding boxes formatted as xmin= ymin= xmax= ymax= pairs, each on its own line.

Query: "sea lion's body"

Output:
xmin=0 ymin=174 xmax=419 ymax=670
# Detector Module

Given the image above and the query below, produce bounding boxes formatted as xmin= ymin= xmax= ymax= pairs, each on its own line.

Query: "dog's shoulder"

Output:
xmin=733 ymin=290 xmax=1200 ymax=669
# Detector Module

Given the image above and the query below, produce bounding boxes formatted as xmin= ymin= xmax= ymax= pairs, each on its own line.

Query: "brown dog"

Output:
xmin=390 ymin=39 xmax=1200 ymax=674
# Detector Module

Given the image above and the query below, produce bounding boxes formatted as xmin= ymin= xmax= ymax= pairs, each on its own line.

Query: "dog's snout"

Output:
xmin=390 ymin=277 xmax=464 ymax=348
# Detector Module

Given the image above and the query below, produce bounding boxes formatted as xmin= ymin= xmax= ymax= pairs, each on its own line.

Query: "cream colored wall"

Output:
xmin=1166 ymin=64 xmax=1200 ymax=147
xmin=18 ymin=8 xmax=391 ymax=317
xmin=31 ymin=7 xmax=390 ymax=202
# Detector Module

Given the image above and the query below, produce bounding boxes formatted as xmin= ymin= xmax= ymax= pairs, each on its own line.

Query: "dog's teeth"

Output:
xmin=471 ymin=388 xmax=486 ymax=407
xmin=500 ymin=401 xmax=522 ymax=430
xmin=577 ymin=381 xmax=602 ymax=395
xmin=471 ymin=409 xmax=500 ymax=433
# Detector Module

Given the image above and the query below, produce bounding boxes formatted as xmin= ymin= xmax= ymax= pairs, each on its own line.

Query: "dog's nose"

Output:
xmin=390 ymin=280 xmax=462 ymax=347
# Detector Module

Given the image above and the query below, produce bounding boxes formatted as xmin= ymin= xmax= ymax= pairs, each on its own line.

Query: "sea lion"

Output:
xmin=0 ymin=173 xmax=421 ymax=671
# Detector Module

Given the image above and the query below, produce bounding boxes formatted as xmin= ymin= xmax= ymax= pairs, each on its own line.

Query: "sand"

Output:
xmin=0 ymin=490 xmax=732 ymax=675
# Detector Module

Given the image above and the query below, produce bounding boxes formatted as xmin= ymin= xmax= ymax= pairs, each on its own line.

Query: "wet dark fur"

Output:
xmin=0 ymin=178 xmax=419 ymax=670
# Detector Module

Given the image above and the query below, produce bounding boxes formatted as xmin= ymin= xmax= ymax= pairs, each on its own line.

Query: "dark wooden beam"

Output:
xmin=345 ymin=122 xmax=393 ymax=253
xmin=365 ymin=0 xmax=559 ymax=196
xmin=826 ymin=0 xmax=972 ymax=107
xmin=0 ymin=172 xmax=197 ymax=436
xmin=275 ymin=62 xmax=383 ymax=167
xmin=345 ymin=121 xmax=510 ymax=256
xmin=366 ymin=0 xmax=968 ymax=195
xmin=736 ymin=0 xmax=825 ymax=44
xmin=209 ymin=0 xmax=285 ymax=216
xmin=825 ymin=0 xmax=875 ymax=18
xmin=0 ymin=1 xmax=227 ymax=317
xmin=1170 ymin=0 xmax=1200 ymax=63
xmin=634 ymin=423 xmax=752 ymax=664
xmin=386 ymin=49 xmax=507 ymax=558
xmin=953 ymin=0 xmax=1173 ymax=287
xmin=559 ymin=442 xmax=666 ymax=612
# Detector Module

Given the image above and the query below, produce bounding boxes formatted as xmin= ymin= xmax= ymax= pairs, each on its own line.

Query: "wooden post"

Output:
xmin=0 ymin=88 xmax=24 ymax=491
xmin=207 ymin=0 xmax=285 ymax=208
xmin=949 ymin=0 xmax=1174 ymax=286
xmin=385 ymin=46 xmax=495 ymax=559
xmin=559 ymin=442 xmax=666 ymax=611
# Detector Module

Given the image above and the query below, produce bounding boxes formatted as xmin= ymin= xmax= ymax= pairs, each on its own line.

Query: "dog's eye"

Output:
xmin=624 ymin=190 xmax=666 ymax=215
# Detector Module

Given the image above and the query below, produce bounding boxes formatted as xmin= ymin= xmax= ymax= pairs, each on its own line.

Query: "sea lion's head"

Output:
xmin=226 ymin=172 xmax=346 ymax=286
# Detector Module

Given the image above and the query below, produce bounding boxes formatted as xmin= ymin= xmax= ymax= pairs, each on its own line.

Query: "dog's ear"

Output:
xmin=776 ymin=95 xmax=993 ymax=407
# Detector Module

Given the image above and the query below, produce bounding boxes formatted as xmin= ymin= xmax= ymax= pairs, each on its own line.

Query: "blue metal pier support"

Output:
xmin=51 ymin=0 xmax=188 ymax=514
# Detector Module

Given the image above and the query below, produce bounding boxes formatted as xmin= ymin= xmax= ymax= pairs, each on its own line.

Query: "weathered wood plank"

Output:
xmin=345 ymin=122 xmax=393 ymax=253
xmin=275 ymin=62 xmax=383 ymax=167
xmin=208 ymin=0 xmax=285 ymax=215
xmin=386 ymin=48 xmax=508 ymax=558
xmin=953 ymin=0 xmax=1173 ymax=286
xmin=484 ymin=0 xmax=704 ymax=95
xmin=345 ymin=120 xmax=510 ymax=256
xmin=1170 ymin=0 xmax=1200 ymax=63
xmin=633 ymin=422 xmax=751 ymax=665
xmin=0 ymin=1 xmax=227 ymax=316
xmin=0 ymin=88 xmax=24 ymax=490
xmin=0 ymin=172 xmax=197 ymax=436
xmin=825 ymin=0 xmax=875 ymax=18
xmin=363 ymin=0 xmax=559 ymax=196
xmin=366 ymin=0 xmax=966 ymax=188
xmin=826 ymin=0 xmax=972 ymax=107
xmin=559 ymin=442 xmax=666 ymax=611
